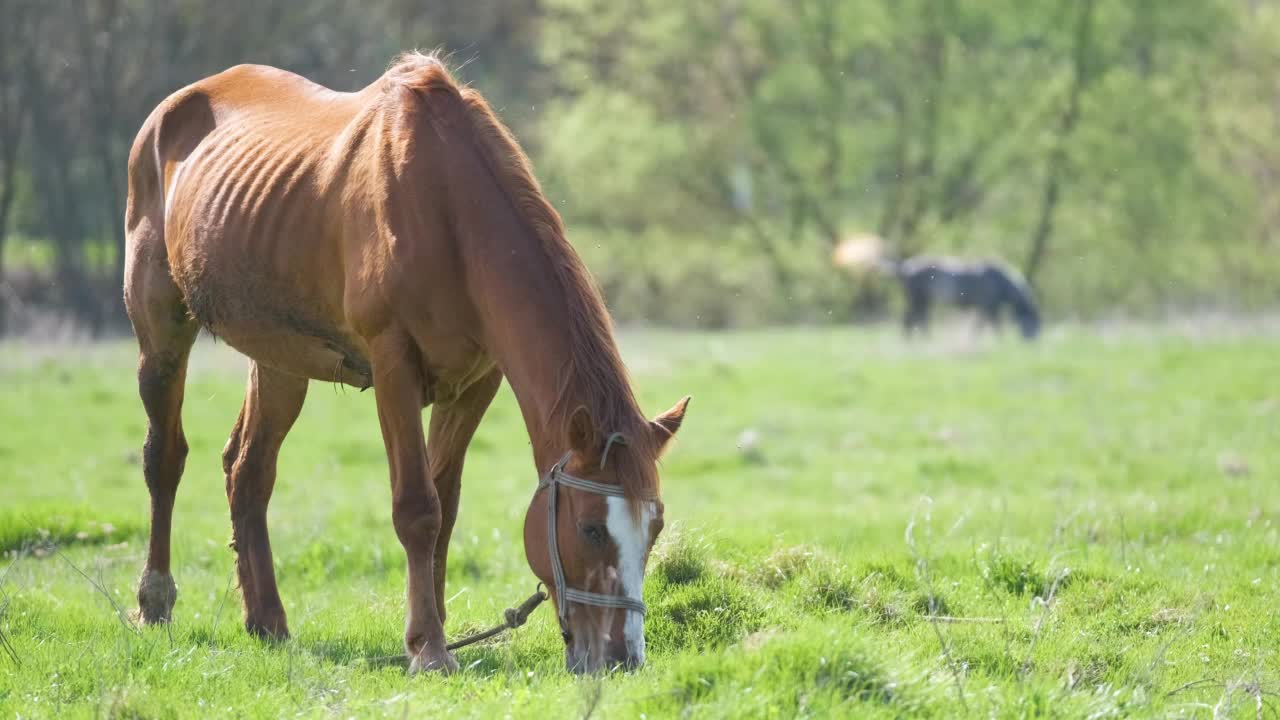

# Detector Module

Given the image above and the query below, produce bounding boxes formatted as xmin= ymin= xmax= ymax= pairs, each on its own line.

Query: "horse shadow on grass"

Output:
xmin=295 ymin=624 xmax=532 ymax=675
xmin=177 ymin=624 xmax=408 ymax=671
xmin=178 ymin=612 xmax=525 ymax=675
xmin=297 ymin=637 xmax=516 ymax=675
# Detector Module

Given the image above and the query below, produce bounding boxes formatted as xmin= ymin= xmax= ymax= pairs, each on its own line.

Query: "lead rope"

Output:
xmin=445 ymin=586 xmax=548 ymax=652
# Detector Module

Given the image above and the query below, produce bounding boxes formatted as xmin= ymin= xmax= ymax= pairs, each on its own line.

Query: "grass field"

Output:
xmin=1 ymin=322 xmax=1278 ymax=718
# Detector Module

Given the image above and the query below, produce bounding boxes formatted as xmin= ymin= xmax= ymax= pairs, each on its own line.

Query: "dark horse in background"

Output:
xmin=882 ymin=256 xmax=1041 ymax=340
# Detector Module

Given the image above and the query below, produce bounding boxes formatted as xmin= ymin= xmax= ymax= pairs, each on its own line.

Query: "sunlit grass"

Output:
xmin=1 ymin=323 xmax=1277 ymax=717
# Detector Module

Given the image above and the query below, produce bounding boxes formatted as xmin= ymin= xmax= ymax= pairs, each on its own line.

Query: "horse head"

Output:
xmin=523 ymin=397 xmax=689 ymax=673
xmin=1012 ymin=291 xmax=1041 ymax=340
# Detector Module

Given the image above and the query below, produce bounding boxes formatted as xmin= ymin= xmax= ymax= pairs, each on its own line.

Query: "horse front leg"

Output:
xmin=370 ymin=330 xmax=456 ymax=674
xmin=983 ymin=302 xmax=1003 ymax=334
xmin=425 ymin=369 xmax=502 ymax=626
xmin=903 ymin=291 xmax=930 ymax=337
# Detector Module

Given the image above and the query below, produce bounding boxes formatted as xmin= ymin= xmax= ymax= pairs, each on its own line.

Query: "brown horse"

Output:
xmin=123 ymin=53 xmax=689 ymax=674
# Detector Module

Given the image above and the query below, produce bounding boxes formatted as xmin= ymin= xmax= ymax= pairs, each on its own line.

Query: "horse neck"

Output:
xmin=398 ymin=89 xmax=645 ymax=471
xmin=451 ymin=189 xmax=638 ymax=471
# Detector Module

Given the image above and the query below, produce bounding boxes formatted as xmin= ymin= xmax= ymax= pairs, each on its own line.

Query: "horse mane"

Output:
xmin=384 ymin=52 xmax=659 ymax=500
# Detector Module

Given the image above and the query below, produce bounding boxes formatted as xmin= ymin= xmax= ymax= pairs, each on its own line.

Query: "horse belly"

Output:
xmin=932 ymin=275 xmax=963 ymax=304
xmin=182 ymin=251 xmax=372 ymax=386
xmin=223 ymin=327 xmax=372 ymax=388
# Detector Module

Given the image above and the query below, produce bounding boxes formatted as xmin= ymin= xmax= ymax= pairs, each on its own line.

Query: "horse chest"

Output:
xmin=418 ymin=346 xmax=495 ymax=406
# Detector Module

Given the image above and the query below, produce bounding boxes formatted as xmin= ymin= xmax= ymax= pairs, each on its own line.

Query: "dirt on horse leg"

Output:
xmin=224 ymin=362 xmax=308 ymax=640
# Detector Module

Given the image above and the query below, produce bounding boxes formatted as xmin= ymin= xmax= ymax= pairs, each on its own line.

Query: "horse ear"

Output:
xmin=567 ymin=406 xmax=598 ymax=456
xmin=651 ymin=396 xmax=691 ymax=453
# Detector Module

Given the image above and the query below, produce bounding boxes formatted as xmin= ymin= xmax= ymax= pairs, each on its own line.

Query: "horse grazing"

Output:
xmin=123 ymin=53 xmax=690 ymax=674
xmin=882 ymin=256 xmax=1041 ymax=340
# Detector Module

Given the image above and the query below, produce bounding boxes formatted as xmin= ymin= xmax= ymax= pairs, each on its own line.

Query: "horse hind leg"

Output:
xmin=126 ymin=226 xmax=199 ymax=624
xmin=223 ymin=361 xmax=308 ymax=639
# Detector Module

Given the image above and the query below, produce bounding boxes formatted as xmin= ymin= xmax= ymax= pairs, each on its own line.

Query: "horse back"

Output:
xmin=125 ymin=65 xmax=390 ymax=385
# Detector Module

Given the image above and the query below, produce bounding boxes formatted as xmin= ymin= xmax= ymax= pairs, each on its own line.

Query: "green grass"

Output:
xmin=1 ymin=322 xmax=1278 ymax=718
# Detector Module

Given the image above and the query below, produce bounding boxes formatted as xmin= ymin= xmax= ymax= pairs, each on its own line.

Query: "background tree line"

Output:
xmin=1 ymin=0 xmax=1277 ymax=333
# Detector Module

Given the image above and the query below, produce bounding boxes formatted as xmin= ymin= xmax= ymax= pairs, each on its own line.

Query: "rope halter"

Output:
xmin=537 ymin=452 xmax=648 ymax=633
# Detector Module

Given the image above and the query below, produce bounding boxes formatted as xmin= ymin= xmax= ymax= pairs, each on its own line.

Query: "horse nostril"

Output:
xmin=561 ymin=629 xmax=572 ymax=644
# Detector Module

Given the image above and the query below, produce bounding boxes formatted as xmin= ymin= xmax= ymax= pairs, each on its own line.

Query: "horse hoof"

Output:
xmin=408 ymin=649 xmax=459 ymax=675
xmin=246 ymin=616 xmax=291 ymax=642
xmin=135 ymin=571 xmax=177 ymax=624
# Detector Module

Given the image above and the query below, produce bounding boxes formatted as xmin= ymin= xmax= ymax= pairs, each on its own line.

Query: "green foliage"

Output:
xmin=646 ymin=573 xmax=765 ymax=654
xmin=5 ymin=1 xmax=1280 ymax=332
xmin=647 ymin=535 xmax=766 ymax=653
xmin=798 ymin=565 xmax=863 ymax=614
xmin=754 ymin=545 xmax=824 ymax=588
xmin=982 ymin=553 xmax=1049 ymax=597
xmin=538 ymin=0 xmax=1280 ymax=321
xmin=645 ymin=626 xmax=925 ymax=717
xmin=652 ymin=533 xmax=709 ymax=586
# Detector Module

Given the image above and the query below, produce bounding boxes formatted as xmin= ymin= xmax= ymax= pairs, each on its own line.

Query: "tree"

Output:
xmin=1024 ymin=0 xmax=1095 ymax=287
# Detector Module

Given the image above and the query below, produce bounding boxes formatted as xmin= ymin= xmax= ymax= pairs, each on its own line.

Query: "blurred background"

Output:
xmin=1 ymin=0 xmax=1277 ymax=336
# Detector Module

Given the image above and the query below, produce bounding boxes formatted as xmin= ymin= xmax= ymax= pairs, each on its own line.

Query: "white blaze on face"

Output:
xmin=605 ymin=497 xmax=655 ymax=661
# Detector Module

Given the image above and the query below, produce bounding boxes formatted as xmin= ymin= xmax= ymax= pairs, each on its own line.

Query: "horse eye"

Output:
xmin=580 ymin=524 xmax=607 ymax=546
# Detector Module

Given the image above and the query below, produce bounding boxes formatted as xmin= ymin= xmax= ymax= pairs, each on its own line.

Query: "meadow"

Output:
xmin=0 ymin=320 xmax=1277 ymax=718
